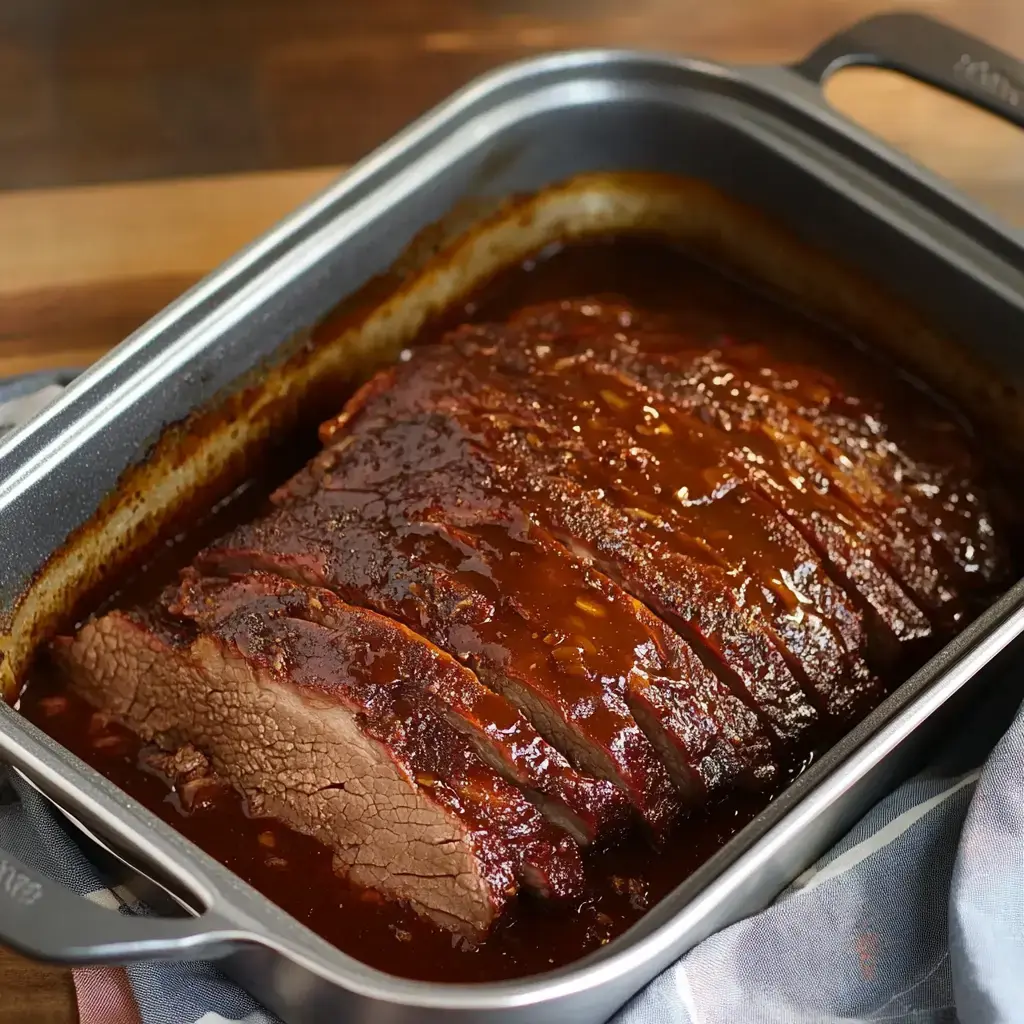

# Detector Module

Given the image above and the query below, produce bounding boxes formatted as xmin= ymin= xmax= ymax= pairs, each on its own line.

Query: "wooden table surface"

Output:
xmin=1 ymin=1 xmax=1023 ymax=1020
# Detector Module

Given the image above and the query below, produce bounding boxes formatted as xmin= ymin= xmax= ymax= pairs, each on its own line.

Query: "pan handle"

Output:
xmin=794 ymin=12 xmax=1024 ymax=131
xmin=0 ymin=841 xmax=246 ymax=964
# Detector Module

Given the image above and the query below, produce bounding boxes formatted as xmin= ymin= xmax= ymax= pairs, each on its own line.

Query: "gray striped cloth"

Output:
xmin=2 ymin=379 xmax=1023 ymax=1024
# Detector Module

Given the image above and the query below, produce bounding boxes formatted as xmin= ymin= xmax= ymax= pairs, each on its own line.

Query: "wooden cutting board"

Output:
xmin=0 ymin=62 xmax=1022 ymax=1024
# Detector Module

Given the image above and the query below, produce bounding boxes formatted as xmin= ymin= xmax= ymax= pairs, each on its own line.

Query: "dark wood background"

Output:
xmin=2 ymin=1 xmax=1024 ymax=1021
xmin=3 ymin=0 xmax=1024 ymax=190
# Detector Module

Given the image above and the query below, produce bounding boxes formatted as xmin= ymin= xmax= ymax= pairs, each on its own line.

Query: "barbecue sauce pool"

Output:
xmin=19 ymin=236 xmax=1011 ymax=984
xmin=23 ymin=677 xmax=790 ymax=983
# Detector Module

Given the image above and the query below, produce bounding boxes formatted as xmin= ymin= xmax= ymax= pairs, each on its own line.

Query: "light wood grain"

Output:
xmin=826 ymin=68 xmax=1024 ymax=207
xmin=0 ymin=169 xmax=339 ymax=296
xmin=0 ymin=171 xmax=340 ymax=375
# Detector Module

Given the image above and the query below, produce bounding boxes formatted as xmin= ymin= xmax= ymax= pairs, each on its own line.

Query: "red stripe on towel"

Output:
xmin=73 ymin=966 xmax=143 ymax=1024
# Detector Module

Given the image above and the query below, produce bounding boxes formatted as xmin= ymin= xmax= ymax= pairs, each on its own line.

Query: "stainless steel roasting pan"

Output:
xmin=2 ymin=13 xmax=1024 ymax=1023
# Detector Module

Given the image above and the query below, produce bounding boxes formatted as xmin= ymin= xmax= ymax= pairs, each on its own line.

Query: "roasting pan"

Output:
xmin=2 ymin=12 xmax=1024 ymax=1023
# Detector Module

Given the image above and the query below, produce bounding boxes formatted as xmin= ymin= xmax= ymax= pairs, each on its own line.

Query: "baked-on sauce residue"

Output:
xmin=20 ymin=237 xmax=1013 ymax=983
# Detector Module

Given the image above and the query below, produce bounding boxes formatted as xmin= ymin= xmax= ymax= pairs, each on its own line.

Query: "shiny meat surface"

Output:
xmin=54 ymin=576 xmax=585 ymax=934
xmin=52 ymin=280 xmax=1009 ymax=946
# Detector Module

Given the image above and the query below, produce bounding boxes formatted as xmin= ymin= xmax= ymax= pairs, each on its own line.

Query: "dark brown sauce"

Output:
xmin=23 ymin=671 xmax=794 ymax=982
xmin=19 ymin=236 xmax=1017 ymax=984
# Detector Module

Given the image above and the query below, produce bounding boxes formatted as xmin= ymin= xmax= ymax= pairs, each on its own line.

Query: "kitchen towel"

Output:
xmin=2 ymin=379 xmax=1023 ymax=1024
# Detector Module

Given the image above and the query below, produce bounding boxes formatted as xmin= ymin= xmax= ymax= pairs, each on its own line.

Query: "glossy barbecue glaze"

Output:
xmin=26 ymin=236 xmax=1013 ymax=983
xmin=171 ymin=572 xmax=586 ymax=906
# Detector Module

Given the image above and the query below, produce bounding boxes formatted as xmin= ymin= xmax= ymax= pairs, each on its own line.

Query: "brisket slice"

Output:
xmin=200 ymin=487 xmax=684 ymax=837
xmin=424 ymin=311 xmax=935 ymax=653
xmin=311 ymin=406 xmax=823 ymax=741
xmin=53 ymin=579 xmax=586 ymax=936
xmin=505 ymin=300 xmax=999 ymax=623
xmin=173 ymin=567 xmax=627 ymax=845
xmin=323 ymin=335 xmax=877 ymax=711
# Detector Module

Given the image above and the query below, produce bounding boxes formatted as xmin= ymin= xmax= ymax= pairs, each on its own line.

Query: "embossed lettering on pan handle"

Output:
xmin=795 ymin=12 xmax=1024 ymax=131
xmin=0 ymin=842 xmax=245 ymax=964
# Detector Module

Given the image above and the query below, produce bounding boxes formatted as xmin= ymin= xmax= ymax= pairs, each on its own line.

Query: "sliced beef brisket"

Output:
xmin=174 ymin=568 xmax=628 ymax=845
xmin=318 ymin=335 xmax=880 ymax=720
xmin=211 ymin=409 xmax=785 ymax=805
xmin=54 ymin=577 xmax=586 ymax=935
xmin=54 ymin=292 xmax=1008 ymax=937
xmin=202 ymin=476 xmax=687 ymax=837
xmin=500 ymin=299 xmax=1004 ymax=619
